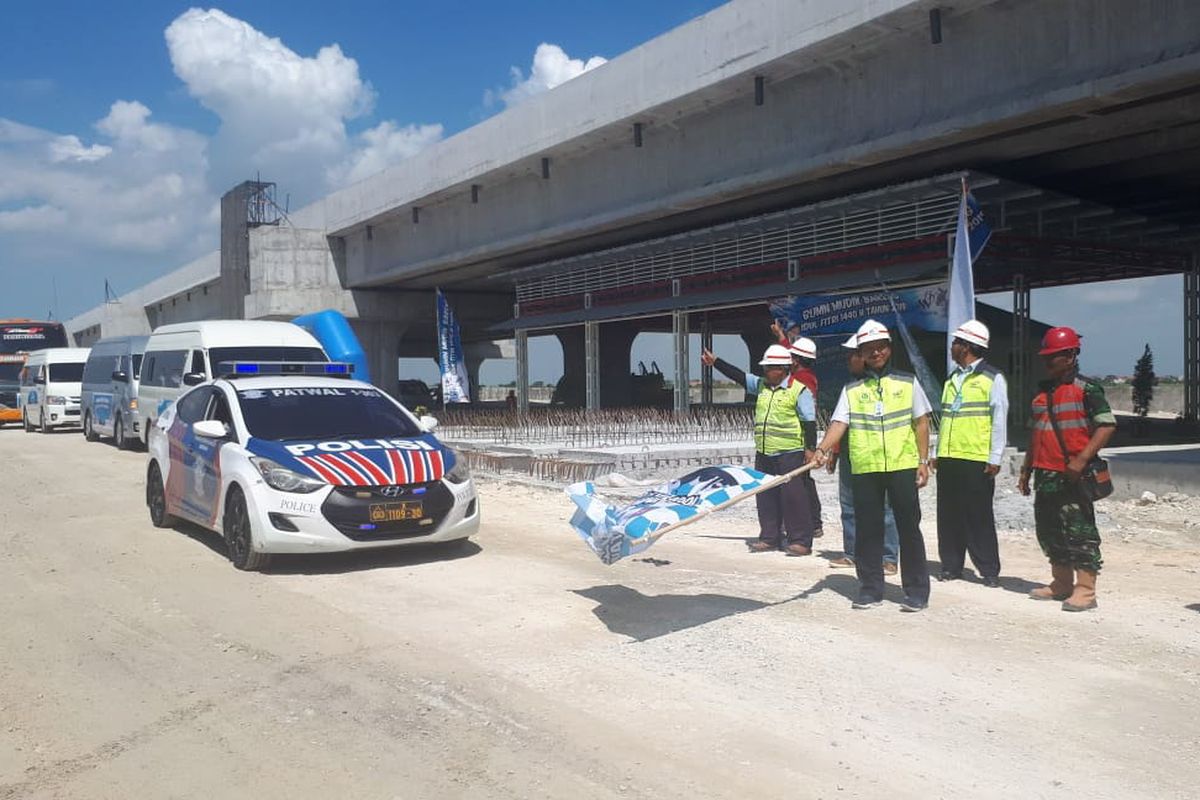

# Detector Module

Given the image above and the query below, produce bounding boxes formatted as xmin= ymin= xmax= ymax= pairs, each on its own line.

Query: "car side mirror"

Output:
xmin=192 ymin=419 xmax=228 ymax=439
xmin=111 ymin=370 xmax=129 ymax=383
xmin=182 ymin=372 xmax=206 ymax=386
xmin=419 ymin=415 xmax=439 ymax=432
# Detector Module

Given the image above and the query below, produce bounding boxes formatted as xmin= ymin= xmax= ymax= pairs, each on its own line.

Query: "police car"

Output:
xmin=145 ymin=362 xmax=479 ymax=570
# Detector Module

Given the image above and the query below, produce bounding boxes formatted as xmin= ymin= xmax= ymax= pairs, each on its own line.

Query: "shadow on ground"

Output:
xmin=166 ymin=519 xmax=479 ymax=574
xmin=573 ymin=584 xmax=807 ymax=641
xmin=1187 ymin=603 xmax=1200 ymax=613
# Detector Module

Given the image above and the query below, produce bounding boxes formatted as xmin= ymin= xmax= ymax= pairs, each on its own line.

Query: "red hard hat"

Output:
xmin=1039 ymin=326 xmax=1082 ymax=355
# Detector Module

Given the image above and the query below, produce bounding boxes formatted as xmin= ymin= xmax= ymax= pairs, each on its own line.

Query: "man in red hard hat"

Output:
xmin=1018 ymin=326 xmax=1116 ymax=612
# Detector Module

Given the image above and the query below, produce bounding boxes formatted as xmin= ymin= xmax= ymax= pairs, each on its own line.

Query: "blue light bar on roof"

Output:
xmin=216 ymin=361 xmax=356 ymax=378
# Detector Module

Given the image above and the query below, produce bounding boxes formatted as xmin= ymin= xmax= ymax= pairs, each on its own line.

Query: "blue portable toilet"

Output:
xmin=292 ymin=310 xmax=370 ymax=384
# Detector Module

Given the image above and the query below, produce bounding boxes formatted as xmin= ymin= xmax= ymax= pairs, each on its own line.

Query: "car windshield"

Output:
xmin=48 ymin=363 xmax=85 ymax=382
xmin=235 ymin=385 xmax=422 ymax=441
xmin=210 ymin=347 xmax=327 ymax=373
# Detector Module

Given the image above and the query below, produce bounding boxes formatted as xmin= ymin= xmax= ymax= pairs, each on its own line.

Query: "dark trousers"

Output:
xmin=851 ymin=469 xmax=930 ymax=604
xmin=801 ymin=472 xmax=823 ymax=530
xmin=936 ymin=457 xmax=1000 ymax=578
xmin=755 ymin=450 xmax=814 ymax=547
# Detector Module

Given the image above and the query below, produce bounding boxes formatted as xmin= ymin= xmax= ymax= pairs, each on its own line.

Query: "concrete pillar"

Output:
xmin=555 ymin=327 xmax=585 ymax=408
xmin=515 ymin=329 xmax=529 ymax=414
xmin=465 ymin=356 xmax=484 ymax=403
xmin=350 ymin=319 xmax=405 ymax=397
xmin=598 ymin=321 xmax=639 ymax=407
xmin=700 ymin=315 xmax=714 ymax=405
xmin=1186 ymin=254 xmax=1200 ymax=423
xmin=673 ymin=310 xmax=689 ymax=415
xmin=585 ymin=320 xmax=600 ymax=411
xmin=1011 ymin=274 xmax=1031 ymax=432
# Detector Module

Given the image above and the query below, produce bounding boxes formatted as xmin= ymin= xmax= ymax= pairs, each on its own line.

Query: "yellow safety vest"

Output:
xmin=754 ymin=377 xmax=807 ymax=455
xmin=846 ymin=371 xmax=919 ymax=474
xmin=937 ymin=362 xmax=998 ymax=462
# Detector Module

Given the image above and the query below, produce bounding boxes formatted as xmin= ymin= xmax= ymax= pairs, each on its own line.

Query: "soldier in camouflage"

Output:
xmin=1018 ymin=327 xmax=1116 ymax=612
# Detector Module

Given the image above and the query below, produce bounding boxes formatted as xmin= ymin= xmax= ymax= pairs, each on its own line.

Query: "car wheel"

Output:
xmin=115 ymin=415 xmax=128 ymax=451
xmin=23 ymin=412 xmax=32 ymax=433
xmin=84 ymin=412 xmax=98 ymax=442
xmin=146 ymin=461 xmax=176 ymax=529
xmin=39 ymin=409 xmax=49 ymax=434
xmin=223 ymin=486 xmax=271 ymax=572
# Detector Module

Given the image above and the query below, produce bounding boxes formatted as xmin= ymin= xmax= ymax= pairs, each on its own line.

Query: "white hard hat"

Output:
xmin=953 ymin=318 xmax=990 ymax=348
xmin=759 ymin=344 xmax=793 ymax=366
xmin=855 ymin=318 xmax=891 ymax=346
xmin=788 ymin=337 xmax=817 ymax=360
xmin=841 ymin=333 xmax=859 ymax=350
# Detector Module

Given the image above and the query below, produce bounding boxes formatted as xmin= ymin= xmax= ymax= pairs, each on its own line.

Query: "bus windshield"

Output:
xmin=0 ymin=321 xmax=68 ymax=384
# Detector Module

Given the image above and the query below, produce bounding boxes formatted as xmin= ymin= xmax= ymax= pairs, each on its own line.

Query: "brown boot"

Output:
xmin=1029 ymin=564 xmax=1073 ymax=601
xmin=1062 ymin=569 xmax=1098 ymax=612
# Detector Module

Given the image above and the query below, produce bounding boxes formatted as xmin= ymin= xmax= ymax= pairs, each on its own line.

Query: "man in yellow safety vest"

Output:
xmin=813 ymin=319 xmax=933 ymax=611
xmin=931 ymin=319 xmax=1009 ymax=587
xmin=702 ymin=344 xmax=817 ymax=555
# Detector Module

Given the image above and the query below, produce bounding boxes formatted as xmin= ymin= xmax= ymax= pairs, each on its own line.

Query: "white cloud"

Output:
xmin=0 ymin=204 xmax=68 ymax=232
xmin=493 ymin=43 xmax=607 ymax=108
xmin=47 ymin=134 xmax=111 ymax=163
xmin=328 ymin=120 xmax=445 ymax=187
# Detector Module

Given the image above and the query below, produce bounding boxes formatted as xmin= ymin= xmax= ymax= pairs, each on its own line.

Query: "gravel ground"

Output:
xmin=2 ymin=426 xmax=1199 ymax=799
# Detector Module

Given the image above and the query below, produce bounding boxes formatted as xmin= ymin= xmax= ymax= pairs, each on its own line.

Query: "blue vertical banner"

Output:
xmin=436 ymin=288 xmax=471 ymax=403
xmin=947 ymin=182 xmax=979 ymax=372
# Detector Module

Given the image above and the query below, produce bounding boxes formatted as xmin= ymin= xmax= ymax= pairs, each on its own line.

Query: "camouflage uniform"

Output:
xmin=1032 ymin=379 xmax=1115 ymax=574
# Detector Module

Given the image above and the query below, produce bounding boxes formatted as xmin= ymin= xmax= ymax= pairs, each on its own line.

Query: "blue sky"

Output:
xmin=0 ymin=1 xmax=1185 ymax=382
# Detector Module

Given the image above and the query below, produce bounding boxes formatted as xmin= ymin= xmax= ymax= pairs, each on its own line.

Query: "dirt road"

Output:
xmin=2 ymin=426 xmax=1198 ymax=799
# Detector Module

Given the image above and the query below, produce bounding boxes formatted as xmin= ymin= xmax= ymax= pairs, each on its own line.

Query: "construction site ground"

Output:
xmin=2 ymin=426 xmax=1198 ymax=799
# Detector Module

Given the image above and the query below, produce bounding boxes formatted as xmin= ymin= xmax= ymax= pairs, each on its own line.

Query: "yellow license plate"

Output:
xmin=369 ymin=502 xmax=424 ymax=522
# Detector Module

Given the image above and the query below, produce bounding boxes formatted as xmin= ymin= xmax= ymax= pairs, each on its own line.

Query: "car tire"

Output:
xmin=23 ymin=412 xmax=32 ymax=433
xmin=84 ymin=412 xmax=98 ymax=442
xmin=115 ymin=415 xmax=128 ymax=451
xmin=223 ymin=486 xmax=271 ymax=572
xmin=39 ymin=409 xmax=49 ymax=434
xmin=146 ymin=461 xmax=176 ymax=529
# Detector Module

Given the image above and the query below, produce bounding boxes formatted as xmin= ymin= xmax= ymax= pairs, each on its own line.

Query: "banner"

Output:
xmin=567 ymin=465 xmax=774 ymax=565
xmin=436 ymin=289 xmax=470 ymax=403
xmin=769 ymin=282 xmax=949 ymax=336
xmin=947 ymin=184 xmax=992 ymax=370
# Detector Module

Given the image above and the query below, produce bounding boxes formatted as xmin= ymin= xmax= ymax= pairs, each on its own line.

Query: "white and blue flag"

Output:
xmin=947 ymin=183 xmax=992 ymax=371
xmin=567 ymin=465 xmax=775 ymax=565
xmin=436 ymin=288 xmax=470 ymax=403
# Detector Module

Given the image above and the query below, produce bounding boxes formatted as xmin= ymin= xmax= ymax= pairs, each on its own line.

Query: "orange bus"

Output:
xmin=0 ymin=319 xmax=69 ymax=425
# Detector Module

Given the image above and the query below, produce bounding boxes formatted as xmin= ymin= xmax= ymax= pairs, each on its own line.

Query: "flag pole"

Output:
xmin=645 ymin=460 xmax=819 ymax=545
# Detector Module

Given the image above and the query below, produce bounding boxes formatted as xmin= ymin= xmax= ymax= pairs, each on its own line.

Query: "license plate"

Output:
xmin=369 ymin=501 xmax=423 ymax=522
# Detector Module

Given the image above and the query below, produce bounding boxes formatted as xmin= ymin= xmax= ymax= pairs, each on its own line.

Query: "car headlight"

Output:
xmin=47 ymin=396 xmax=69 ymax=405
xmin=251 ymin=457 xmax=326 ymax=494
xmin=444 ymin=451 xmax=471 ymax=484
xmin=128 ymin=398 xmax=138 ymax=410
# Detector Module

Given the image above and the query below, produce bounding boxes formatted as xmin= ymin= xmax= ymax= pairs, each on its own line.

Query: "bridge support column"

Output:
xmin=673 ymin=310 xmax=690 ymax=415
xmin=515 ymin=329 xmax=529 ymax=414
xmin=585 ymin=320 xmax=600 ymax=412
xmin=1186 ymin=255 xmax=1200 ymax=424
xmin=350 ymin=320 xmax=406 ymax=398
xmin=1011 ymin=274 xmax=1031 ymax=432
xmin=555 ymin=327 xmax=585 ymax=408
xmin=700 ymin=314 xmax=714 ymax=405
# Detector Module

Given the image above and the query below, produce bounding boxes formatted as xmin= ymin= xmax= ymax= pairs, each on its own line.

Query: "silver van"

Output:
xmin=81 ymin=335 xmax=149 ymax=449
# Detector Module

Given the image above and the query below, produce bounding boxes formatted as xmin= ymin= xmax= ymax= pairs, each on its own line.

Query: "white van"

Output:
xmin=136 ymin=320 xmax=328 ymax=444
xmin=17 ymin=347 xmax=91 ymax=432
xmin=81 ymin=335 xmax=149 ymax=449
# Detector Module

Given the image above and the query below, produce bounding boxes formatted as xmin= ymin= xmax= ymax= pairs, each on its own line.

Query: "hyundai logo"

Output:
xmin=378 ymin=485 xmax=405 ymax=498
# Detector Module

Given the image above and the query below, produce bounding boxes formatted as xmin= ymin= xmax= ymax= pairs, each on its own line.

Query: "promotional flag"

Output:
xmin=946 ymin=184 xmax=976 ymax=372
xmin=436 ymin=288 xmax=470 ymax=403
xmin=566 ymin=463 xmax=814 ymax=565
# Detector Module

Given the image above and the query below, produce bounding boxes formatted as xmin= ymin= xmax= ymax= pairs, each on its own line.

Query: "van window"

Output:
xmin=48 ymin=363 xmax=85 ymax=382
xmin=19 ymin=368 xmax=31 ymax=386
xmin=83 ymin=354 xmax=116 ymax=384
xmin=176 ymin=387 xmax=213 ymax=424
xmin=144 ymin=350 xmax=187 ymax=388
xmin=189 ymin=349 xmax=208 ymax=377
xmin=131 ymin=354 xmax=143 ymax=379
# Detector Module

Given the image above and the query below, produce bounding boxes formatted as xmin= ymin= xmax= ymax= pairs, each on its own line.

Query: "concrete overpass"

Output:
xmin=68 ymin=0 xmax=1200 ymax=416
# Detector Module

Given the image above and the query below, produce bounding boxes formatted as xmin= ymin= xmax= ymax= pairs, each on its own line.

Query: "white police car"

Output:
xmin=145 ymin=362 xmax=479 ymax=570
